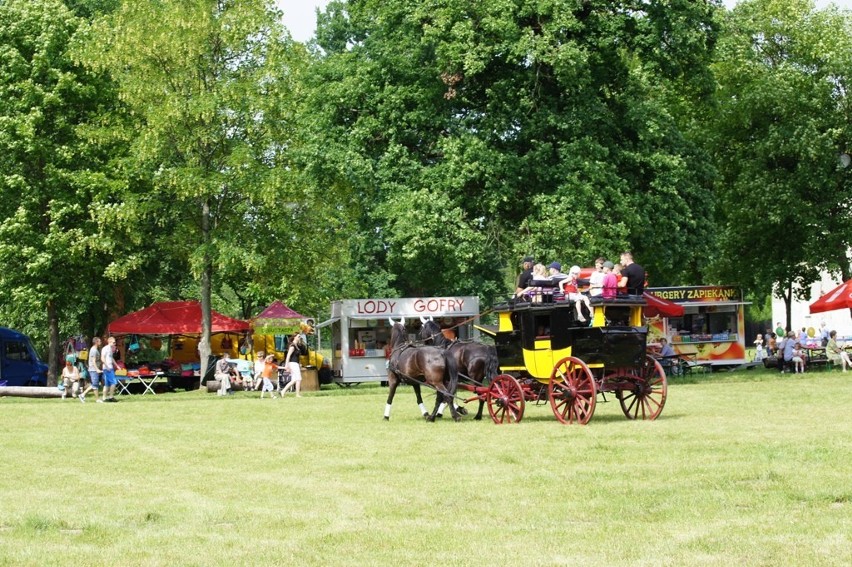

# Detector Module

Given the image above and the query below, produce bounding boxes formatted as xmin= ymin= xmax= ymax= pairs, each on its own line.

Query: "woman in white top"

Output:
xmin=279 ymin=334 xmax=304 ymax=397
xmin=61 ymin=355 xmax=80 ymax=400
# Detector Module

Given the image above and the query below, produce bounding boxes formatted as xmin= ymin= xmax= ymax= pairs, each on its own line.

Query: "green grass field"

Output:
xmin=1 ymin=368 xmax=850 ymax=566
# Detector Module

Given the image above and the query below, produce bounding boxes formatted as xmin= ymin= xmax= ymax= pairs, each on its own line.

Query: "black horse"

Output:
xmin=385 ymin=318 xmax=461 ymax=422
xmin=419 ymin=317 xmax=500 ymax=420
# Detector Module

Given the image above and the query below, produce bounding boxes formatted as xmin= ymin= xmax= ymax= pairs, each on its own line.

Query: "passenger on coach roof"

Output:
xmin=548 ymin=262 xmax=568 ymax=301
xmin=619 ymin=251 xmax=645 ymax=296
xmin=613 ymin=263 xmax=628 ymax=295
xmin=588 ymin=257 xmax=605 ymax=298
xmin=561 ymin=265 xmax=592 ymax=323
xmin=517 ymin=263 xmax=551 ymax=303
xmin=601 ymin=261 xmax=617 ymax=299
xmin=515 ymin=256 xmax=535 ymax=296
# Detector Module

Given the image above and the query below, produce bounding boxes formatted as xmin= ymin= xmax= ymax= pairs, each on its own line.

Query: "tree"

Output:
xmin=310 ymin=0 xmax=720 ymax=303
xmin=79 ymin=0 xmax=308 ymax=365
xmin=0 ymin=0 xmax=120 ymax=382
xmin=710 ymin=0 xmax=852 ymax=327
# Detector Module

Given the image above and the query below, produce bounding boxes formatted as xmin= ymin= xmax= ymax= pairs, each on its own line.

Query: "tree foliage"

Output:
xmin=309 ymin=0 xmax=721 ymax=302
xmin=710 ymin=0 xmax=852 ymax=325
xmin=0 ymin=0 xmax=122 ymax=380
xmin=78 ymin=0 xmax=314 ymax=360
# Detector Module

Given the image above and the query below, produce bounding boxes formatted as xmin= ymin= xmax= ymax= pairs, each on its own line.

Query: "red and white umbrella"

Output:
xmin=809 ymin=279 xmax=852 ymax=314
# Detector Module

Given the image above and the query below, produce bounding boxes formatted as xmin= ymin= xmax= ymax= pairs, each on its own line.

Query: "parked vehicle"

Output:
xmin=0 ymin=328 xmax=48 ymax=387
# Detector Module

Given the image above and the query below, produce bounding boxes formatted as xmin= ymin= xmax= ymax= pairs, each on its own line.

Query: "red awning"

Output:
xmin=643 ymin=292 xmax=685 ymax=318
xmin=108 ymin=301 xmax=250 ymax=335
xmin=809 ymin=279 xmax=852 ymax=314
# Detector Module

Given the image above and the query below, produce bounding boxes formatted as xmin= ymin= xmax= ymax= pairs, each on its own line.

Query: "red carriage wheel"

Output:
xmin=487 ymin=374 xmax=525 ymax=424
xmin=548 ymin=357 xmax=596 ymax=425
xmin=615 ymin=355 xmax=668 ymax=420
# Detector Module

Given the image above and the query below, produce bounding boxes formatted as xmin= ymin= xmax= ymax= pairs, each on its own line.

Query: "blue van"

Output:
xmin=0 ymin=328 xmax=49 ymax=387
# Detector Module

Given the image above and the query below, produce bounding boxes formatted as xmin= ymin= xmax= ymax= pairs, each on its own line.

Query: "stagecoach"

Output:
xmin=467 ymin=295 xmax=667 ymax=424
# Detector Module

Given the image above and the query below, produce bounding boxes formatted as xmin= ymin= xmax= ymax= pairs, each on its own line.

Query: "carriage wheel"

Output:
xmin=615 ymin=355 xmax=668 ymax=420
xmin=548 ymin=357 xmax=596 ymax=425
xmin=487 ymin=374 xmax=525 ymax=424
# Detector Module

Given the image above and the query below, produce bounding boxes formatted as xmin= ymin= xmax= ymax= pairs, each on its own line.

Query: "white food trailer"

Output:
xmin=316 ymin=296 xmax=481 ymax=385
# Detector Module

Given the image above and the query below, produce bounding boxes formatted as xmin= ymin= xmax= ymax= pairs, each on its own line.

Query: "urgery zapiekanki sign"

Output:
xmin=647 ymin=286 xmax=743 ymax=303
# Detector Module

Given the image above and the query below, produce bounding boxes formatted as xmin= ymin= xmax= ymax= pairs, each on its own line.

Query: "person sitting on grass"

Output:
xmin=214 ymin=352 xmax=239 ymax=396
xmin=826 ymin=330 xmax=852 ymax=372
xmin=61 ymin=355 xmax=80 ymax=400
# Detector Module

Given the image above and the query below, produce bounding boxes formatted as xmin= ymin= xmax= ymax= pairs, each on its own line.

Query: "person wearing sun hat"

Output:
xmin=515 ymin=255 xmax=535 ymax=295
xmin=60 ymin=354 xmax=81 ymax=400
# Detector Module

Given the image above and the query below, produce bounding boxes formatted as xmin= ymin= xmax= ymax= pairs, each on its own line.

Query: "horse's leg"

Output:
xmin=427 ymin=393 xmax=443 ymax=422
xmin=475 ymin=398 xmax=486 ymax=421
xmin=384 ymin=374 xmax=399 ymax=420
xmin=411 ymin=383 xmax=429 ymax=417
xmin=439 ymin=388 xmax=461 ymax=422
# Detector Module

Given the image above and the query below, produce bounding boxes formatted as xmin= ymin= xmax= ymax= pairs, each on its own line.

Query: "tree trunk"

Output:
xmin=47 ymin=299 xmax=59 ymax=387
xmin=783 ymin=280 xmax=793 ymax=333
xmin=0 ymin=386 xmax=62 ymax=398
xmin=199 ymin=197 xmax=212 ymax=369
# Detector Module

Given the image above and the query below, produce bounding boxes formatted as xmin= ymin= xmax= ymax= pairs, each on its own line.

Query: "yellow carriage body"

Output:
xmin=491 ymin=299 xmax=647 ymax=382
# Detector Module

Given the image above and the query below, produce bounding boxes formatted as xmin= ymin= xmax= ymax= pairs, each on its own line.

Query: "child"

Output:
xmin=753 ymin=334 xmax=765 ymax=362
xmin=250 ymin=350 xmax=265 ymax=391
xmin=791 ymin=342 xmax=805 ymax=374
xmin=561 ymin=265 xmax=592 ymax=322
xmin=260 ymin=355 xmax=278 ymax=399
xmin=601 ymin=261 xmax=617 ymax=299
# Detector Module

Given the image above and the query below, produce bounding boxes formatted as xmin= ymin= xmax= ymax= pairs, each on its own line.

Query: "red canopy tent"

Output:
xmin=108 ymin=301 xmax=250 ymax=335
xmin=809 ymin=279 xmax=852 ymax=314
xmin=643 ymin=292 xmax=685 ymax=318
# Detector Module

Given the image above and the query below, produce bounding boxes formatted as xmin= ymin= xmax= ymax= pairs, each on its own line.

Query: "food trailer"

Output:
xmin=316 ymin=296 xmax=481 ymax=385
xmin=646 ymin=286 xmax=749 ymax=367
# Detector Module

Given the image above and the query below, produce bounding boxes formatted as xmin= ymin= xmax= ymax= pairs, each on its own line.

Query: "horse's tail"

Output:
xmin=444 ymin=350 xmax=459 ymax=395
xmin=485 ymin=346 xmax=500 ymax=385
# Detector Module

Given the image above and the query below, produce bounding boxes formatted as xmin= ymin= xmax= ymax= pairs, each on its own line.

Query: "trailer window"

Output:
xmin=5 ymin=341 xmax=32 ymax=361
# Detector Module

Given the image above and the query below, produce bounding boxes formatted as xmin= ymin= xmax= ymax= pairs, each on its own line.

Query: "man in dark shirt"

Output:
xmin=619 ymin=251 xmax=645 ymax=296
xmin=515 ymin=256 xmax=535 ymax=295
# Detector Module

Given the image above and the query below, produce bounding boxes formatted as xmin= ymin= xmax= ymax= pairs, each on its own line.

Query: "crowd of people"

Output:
xmin=755 ymin=321 xmax=852 ymax=373
xmin=64 ymin=336 xmax=120 ymax=403
xmin=62 ymin=332 xmax=309 ymax=402
xmin=514 ymin=252 xmax=646 ymax=312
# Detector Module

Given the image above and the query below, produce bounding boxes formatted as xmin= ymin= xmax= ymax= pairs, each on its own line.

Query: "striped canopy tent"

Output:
xmin=252 ymin=300 xmax=305 ymax=334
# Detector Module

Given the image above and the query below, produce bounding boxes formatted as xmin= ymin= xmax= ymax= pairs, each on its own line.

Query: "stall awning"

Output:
xmin=252 ymin=300 xmax=305 ymax=333
xmin=108 ymin=301 xmax=250 ymax=335
xmin=315 ymin=317 xmax=339 ymax=329
xmin=643 ymin=292 xmax=685 ymax=318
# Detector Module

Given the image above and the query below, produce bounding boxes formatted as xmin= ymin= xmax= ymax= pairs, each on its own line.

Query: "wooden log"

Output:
xmin=206 ymin=380 xmax=248 ymax=393
xmin=0 ymin=386 xmax=63 ymax=398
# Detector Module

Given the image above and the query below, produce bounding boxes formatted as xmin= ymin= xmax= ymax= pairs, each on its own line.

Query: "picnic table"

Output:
xmin=804 ymin=346 xmax=828 ymax=367
xmin=118 ymin=370 xmax=165 ymax=395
